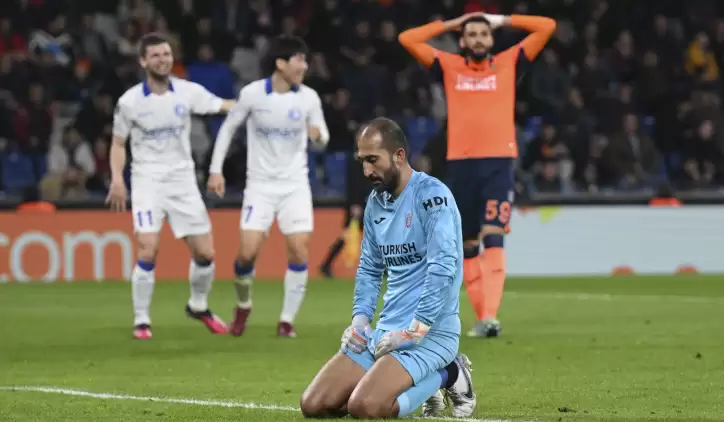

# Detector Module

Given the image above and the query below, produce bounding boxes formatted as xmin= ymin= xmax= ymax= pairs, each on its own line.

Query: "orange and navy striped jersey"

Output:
xmin=399 ymin=16 xmax=556 ymax=161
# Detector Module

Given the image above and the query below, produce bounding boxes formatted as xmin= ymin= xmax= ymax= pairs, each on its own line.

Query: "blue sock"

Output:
xmin=234 ymin=260 xmax=253 ymax=277
xmin=137 ymin=260 xmax=155 ymax=271
xmin=396 ymin=371 xmax=443 ymax=417
xmin=194 ymin=258 xmax=213 ymax=267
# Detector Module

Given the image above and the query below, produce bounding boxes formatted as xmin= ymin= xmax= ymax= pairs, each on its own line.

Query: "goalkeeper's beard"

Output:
xmin=372 ymin=165 xmax=401 ymax=195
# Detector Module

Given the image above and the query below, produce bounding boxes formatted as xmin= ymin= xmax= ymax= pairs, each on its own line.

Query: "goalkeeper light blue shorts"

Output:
xmin=343 ymin=328 xmax=459 ymax=385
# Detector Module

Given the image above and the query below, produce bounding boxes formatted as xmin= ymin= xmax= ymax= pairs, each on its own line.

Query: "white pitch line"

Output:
xmin=0 ymin=386 xmax=511 ymax=422
xmin=505 ymin=291 xmax=724 ymax=304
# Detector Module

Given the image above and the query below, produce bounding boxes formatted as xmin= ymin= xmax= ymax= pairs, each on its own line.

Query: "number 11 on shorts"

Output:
xmin=244 ymin=205 xmax=253 ymax=223
xmin=137 ymin=210 xmax=153 ymax=227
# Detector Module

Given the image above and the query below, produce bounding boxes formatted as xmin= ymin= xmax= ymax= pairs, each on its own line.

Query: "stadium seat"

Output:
xmin=1 ymin=151 xmax=37 ymax=194
xmin=405 ymin=116 xmax=439 ymax=155
xmin=523 ymin=116 xmax=543 ymax=144
xmin=324 ymin=152 xmax=348 ymax=196
xmin=32 ymin=153 xmax=47 ymax=179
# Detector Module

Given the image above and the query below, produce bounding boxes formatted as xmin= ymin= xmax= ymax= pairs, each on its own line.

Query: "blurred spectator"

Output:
xmin=186 ymin=17 xmax=234 ymax=64
xmin=686 ymin=32 xmax=720 ymax=84
xmin=150 ymin=15 xmax=182 ymax=61
xmin=523 ymin=123 xmax=573 ymax=193
xmin=186 ymin=44 xmax=236 ymax=139
xmin=28 ymin=13 xmax=74 ymax=66
xmin=73 ymin=14 xmax=110 ymax=65
xmin=305 ymin=53 xmax=337 ymax=101
xmin=0 ymin=18 xmax=27 ymax=57
xmin=340 ymin=20 xmax=375 ymax=69
xmin=74 ymin=92 xmax=114 ymax=143
xmin=636 ymin=51 xmax=668 ymax=116
xmin=374 ymin=21 xmax=408 ymax=73
xmin=87 ymin=136 xmax=111 ymax=193
xmin=681 ymin=120 xmax=723 ymax=187
xmin=608 ymin=30 xmax=637 ymax=83
xmin=599 ymin=113 xmax=658 ymax=189
xmin=530 ymin=50 xmax=570 ymax=116
xmin=40 ymin=127 xmax=96 ymax=200
xmin=13 ymin=83 xmax=53 ymax=154
xmin=118 ymin=20 xmax=141 ymax=59
xmin=324 ymin=89 xmax=359 ymax=153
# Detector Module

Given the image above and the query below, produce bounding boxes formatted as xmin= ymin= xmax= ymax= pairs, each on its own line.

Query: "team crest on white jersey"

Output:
xmin=174 ymin=104 xmax=188 ymax=117
xmin=455 ymin=74 xmax=497 ymax=92
xmin=288 ymin=108 xmax=302 ymax=121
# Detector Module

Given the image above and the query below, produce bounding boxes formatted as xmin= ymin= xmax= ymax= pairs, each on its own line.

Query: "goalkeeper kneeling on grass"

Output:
xmin=300 ymin=117 xmax=476 ymax=419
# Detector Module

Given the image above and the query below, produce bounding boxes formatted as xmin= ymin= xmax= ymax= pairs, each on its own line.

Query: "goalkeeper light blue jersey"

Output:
xmin=352 ymin=170 xmax=463 ymax=335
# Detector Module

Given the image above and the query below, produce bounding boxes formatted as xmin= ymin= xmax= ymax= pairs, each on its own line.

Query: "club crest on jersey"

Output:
xmin=174 ymin=104 xmax=188 ymax=117
xmin=288 ymin=107 xmax=302 ymax=121
xmin=405 ymin=212 xmax=412 ymax=228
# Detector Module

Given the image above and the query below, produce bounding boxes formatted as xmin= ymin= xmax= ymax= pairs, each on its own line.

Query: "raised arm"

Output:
xmin=352 ymin=201 xmax=385 ymax=321
xmin=398 ymin=21 xmax=447 ymax=68
xmin=208 ymin=87 xmax=251 ymax=175
xmin=412 ymin=182 xmax=459 ymax=329
xmin=509 ymin=15 xmax=557 ymax=61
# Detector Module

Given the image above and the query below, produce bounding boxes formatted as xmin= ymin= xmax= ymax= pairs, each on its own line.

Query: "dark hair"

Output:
xmin=138 ymin=32 xmax=170 ymax=57
xmin=461 ymin=16 xmax=492 ymax=33
xmin=358 ymin=117 xmax=409 ymax=157
xmin=261 ymin=35 xmax=309 ymax=75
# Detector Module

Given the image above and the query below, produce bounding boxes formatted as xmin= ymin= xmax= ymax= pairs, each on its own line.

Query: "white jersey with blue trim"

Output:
xmin=209 ymin=78 xmax=329 ymax=184
xmin=112 ymin=78 xmax=224 ymax=177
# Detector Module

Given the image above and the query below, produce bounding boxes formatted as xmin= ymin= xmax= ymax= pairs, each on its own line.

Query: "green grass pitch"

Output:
xmin=1 ymin=276 xmax=723 ymax=421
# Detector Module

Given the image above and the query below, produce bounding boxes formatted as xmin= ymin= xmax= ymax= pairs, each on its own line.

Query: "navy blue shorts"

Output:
xmin=446 ymin=158 xmax=515 ymax=240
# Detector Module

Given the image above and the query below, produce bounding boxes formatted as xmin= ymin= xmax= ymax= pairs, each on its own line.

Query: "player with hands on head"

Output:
xmin=399 ymin=10 xmax=556 ymax=338
xmin=301 ymin=118 xmax=475 ymax=419
xmin=207 ymin=35 xmax=329 ymax=338
xmin=107 ymin=32 xmax=236 ymax=340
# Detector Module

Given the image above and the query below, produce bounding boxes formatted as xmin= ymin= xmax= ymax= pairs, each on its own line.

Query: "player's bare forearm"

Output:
xmin=308 ymin=125 xmax=329 ymax=149
xmin=109 ymin=137 xmax=126 ymax=182
xmin=219 ymin=100 xmax=236 ymax=113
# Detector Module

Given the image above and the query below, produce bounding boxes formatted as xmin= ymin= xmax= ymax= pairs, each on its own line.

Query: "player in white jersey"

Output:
xmin=106 ymin=33 xmax=236 ymax=340
xmin=208 ymin=36 xmax=329 ymax=338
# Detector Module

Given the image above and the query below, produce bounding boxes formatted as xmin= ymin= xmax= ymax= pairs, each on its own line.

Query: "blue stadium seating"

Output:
xmin=324 ymin=152 xmax=348 ymax=196
xmin=1 ymin=151 xmax=37 ymax=194
xmin=32 ymin=153 xmax=47 ymax=179
xmin=405 ymin=116 xmax=439 ymax=155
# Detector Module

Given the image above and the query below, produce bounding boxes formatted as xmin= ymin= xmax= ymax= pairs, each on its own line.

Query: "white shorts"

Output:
xmin=131 ymin=174 xmax=210 ymax=239
xmin=240 ymin=181 xmax=313 ymax=235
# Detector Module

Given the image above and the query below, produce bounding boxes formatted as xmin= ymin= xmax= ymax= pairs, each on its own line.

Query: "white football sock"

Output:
xmin=234 ymin=270 xmax=253 ymax=309
xmin=280 ymin=265 xmax=308 ymax=323
xmin=132 ymin=262 xmax=155 ymax=326
xmin=188 ymin=260 xmax=215 ymax=312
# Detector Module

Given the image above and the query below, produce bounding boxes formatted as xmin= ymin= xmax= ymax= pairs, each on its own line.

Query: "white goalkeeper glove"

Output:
xmin=340 ymin=315 xmax=372 ymax=354
xmin=374 ymin=319 xmax=431 ymax=359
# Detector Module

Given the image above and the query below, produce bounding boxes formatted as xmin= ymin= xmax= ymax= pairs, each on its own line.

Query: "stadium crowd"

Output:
xmin=1 ymin=0 xmax=724 ymax=201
